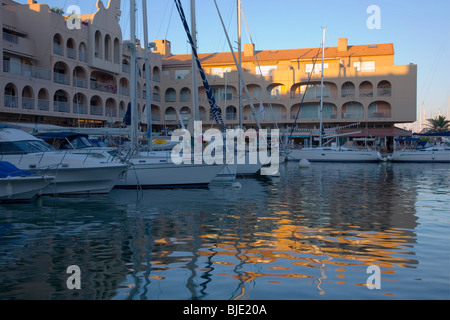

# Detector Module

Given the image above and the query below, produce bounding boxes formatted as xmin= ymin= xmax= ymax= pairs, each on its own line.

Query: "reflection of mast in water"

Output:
xmin=230 ymin=213 xmax=252 ymax=300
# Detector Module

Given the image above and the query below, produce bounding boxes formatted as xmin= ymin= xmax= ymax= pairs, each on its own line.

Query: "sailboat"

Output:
xmin=285 ymin=27 xmax=383 ymax=163
xmin=391 ymin=131 xmax=450 ymax=162
xmin=115 ymin=0 xmax=223 ymax=189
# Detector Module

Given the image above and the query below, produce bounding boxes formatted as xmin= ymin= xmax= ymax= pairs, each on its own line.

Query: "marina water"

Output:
xmin=0 ymin=161 xmax=449 ymax=300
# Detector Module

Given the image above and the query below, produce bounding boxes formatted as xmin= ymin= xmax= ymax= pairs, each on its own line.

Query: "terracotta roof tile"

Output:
xmin=163 ymin=43 xmax=394 ymax=67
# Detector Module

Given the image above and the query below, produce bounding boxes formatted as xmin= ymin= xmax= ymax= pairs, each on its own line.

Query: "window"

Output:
xmin=211 ymin=67 xmax=231 ymax=78
xmin=353 ymin=61 xmax=375 ymax=72
xmin=175 ymin=69 xmax=190 ymax=79
xmin=256 ymin=65 xmax=277 ymax=76
xmin=306 ymin=63 xmax=328 ymax=74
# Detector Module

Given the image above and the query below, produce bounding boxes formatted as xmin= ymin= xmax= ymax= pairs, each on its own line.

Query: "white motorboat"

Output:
xmin=0 ymin=126 xmax=128 ymax=195
xmin=0 ymin=161 xmax=54 ymax=202
xmin=391 ymin=135 xmax=450 ymax=163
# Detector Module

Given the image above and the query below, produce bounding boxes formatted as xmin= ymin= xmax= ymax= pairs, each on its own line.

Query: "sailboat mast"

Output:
xmin=191 ymin=0 xmax=199 ymax=121
xmin=142 ymin=0 xmax=152 ymax=150
xmin=237 ymin=0 xmax=242 ymax=128
xmin=130 ymin=0 xmax=138 ymax=148
xmin=319 ymin=26 xmax=326 ymax=147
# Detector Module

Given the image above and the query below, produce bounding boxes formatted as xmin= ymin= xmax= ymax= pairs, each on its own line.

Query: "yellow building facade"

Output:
xmin=159 ymin=38 xmax=417 ymax=140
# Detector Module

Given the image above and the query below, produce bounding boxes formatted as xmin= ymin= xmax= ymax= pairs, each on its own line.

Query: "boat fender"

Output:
xmin=298 ymin=159 xmax=311 ymax=168
xmin=232 ymin=182 xmax=242 ymax=188
xmin=376 ymin=151 xmax=384 ymax=161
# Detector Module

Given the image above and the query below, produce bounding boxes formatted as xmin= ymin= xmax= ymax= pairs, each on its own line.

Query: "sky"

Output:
xmin=15 ymin=0 xmax=450 ymax=128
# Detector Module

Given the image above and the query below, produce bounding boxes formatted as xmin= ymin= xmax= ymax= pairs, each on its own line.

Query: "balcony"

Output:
xmin=53 ymin=43 xmax=64 ymax=56
xmin=4 ymin=95 xmax=18 ymax=108
xmin=54 ymin=72 xmax=70 ymax=85
xmin=90 ymin=81 xmax=117 ymax=94
xmin=73 ymin=104 xmax=88 ymax=115
xmin=368 ymin=111 xmax=391 ymax=119
xmin=90 ymin=105 xmax=103 ymax=116
xmin=119 ymin=86 xmax=130 ymax=96
xmin=67 ymin=48 xmax=76 ymax=60
xmin=54 ymin=101 xmax=70 ymax=113
xmin=377 ymin=88 xmax=392 ymax=97
xmin=79 ymin=51 xmax=88 ymax=62
xmin=3 ymin=32 xmax=18 ymax=44
xmin=3 ymin=61 xmax=51 ymax=80
xmin=38 ymin=99 xmax=50 ymax=111
xmin=73 ymin=77 xmax=88 ymax=88
xmin=342 ymin=111 xmax=364 ymax=119
xmin=22 ymin=97 xmax=34 ymax=110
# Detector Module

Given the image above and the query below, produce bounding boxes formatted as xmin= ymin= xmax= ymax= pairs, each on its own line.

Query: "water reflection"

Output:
xmin=1 ymin=162 xmax=448 ymax=299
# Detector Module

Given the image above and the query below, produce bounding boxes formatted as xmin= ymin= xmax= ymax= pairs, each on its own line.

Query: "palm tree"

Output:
xmin=426 ymin=115 xmax=450 ymax=132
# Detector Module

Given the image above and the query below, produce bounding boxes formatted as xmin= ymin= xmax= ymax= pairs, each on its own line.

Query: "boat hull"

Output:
xmin=286 ymin=148 xmax=382 ymax=162
xmin=115 ymin=158 xmax=224 ymax=189
xmin=391 ymin=149 xmax=450 ymax=162
xmin=0 ymin=175 xmax=54 ymax=202
xmin=1 ymin=153 xmax=128 ymax=195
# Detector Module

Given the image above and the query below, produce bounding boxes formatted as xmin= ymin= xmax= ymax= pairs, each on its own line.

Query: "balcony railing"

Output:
xmin=22 ymin=97 xmax=34 ymax=110
xmin=54 ymin=101 xmax=70 ymax=113
xmin=3 ymin=32 xmax=18 ymax=44
xmin=342 ymin=111 xmax=364 ymax=119
xmin=105 ymin=108 xmax=117 ymax=118
xmin=38 ymin=99 xmax=49 ymax=111
xmin=377 ymin=88 xmax=392 ymax=97
xmin=79 ymin=51 xmax=88 ymax=62
xmin=73 ymin=77 xmax=88 ymax=88
xmin=90 ymin=81 xmax=117 ymax=94
xmin=4 ymin=95 xmax=18 ymax=108
xmin=3 ymin=61 xmax=51 ymax=80
xmin=53 ymin=43 xmax=64 ymax=56
xmin=153 ymin=93 xmax=161 ymax=102
xmin=90 ymin=105 xmax=103 ymax=116
xmin=67 ymin=48 xmax=76 ymax=60
xmin=54 ymin=72 xmax=70 ymax=85
xmin=73 ymin=104 xmax=88 ymax=115
xmin=119 ymin=86 xmax=130 ymax=96
xmin=368 ymin=111 xmax=391 ymax=119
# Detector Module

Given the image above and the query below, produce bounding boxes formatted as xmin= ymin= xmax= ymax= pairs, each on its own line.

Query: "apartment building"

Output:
xmin=160 ymin=37 xmax=417 ymax=144
xmin=0 ymin=0 xmax=162 ymax=129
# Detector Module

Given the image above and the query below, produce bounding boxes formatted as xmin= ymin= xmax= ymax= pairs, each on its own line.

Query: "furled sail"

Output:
xmin=174 ymin=0 xmax=226 ymax=132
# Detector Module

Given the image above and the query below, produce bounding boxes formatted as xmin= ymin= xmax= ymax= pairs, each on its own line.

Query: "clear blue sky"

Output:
xmin=15 ymin=0 xmax=450 ymax=120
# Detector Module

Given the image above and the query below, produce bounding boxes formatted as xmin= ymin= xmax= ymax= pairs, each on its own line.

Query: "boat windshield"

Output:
xmin=0 ymin=140 xmax=57 ymax=155
xmin=60 ymin=136 xmax=94 ymax=149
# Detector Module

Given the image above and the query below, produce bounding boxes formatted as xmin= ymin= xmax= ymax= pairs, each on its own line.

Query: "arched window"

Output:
xmin=53 ymin=33 xmax=64 ymax=55
xmin=342 ymin=102 xmax=364 ymax=119
xmin=359 ymin=81 xmax=373 ymax=97
xmin=94 ymin=30 xmax=102 ymax=58
xmin=165 ymin=88 xmax=176 ymax=102
xmin=377 ymin=80 xmax=392 ymax=97
xmin=114 ymin=38 xmax=120 ymax=64
xmin=90 ymin=95 xmax=103 ymax=116
xmin=4 ymin=83 xmax=18 ymax=108
xmin=104 ymin=34 xmax=112 ymax=61
xmin=54 ymin=90 xmax=70 ymax=112
xmin=67 ymin=38 xmax=76 ymax=59
xmin=22 ymin=86 xmax=34 ymax=110
xmin=341 ymin=82 xmax=355 ymax=98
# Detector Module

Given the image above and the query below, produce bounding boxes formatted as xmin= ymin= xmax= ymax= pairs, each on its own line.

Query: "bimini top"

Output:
xmin=413 ymin=131 xmax=450 ymax=137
